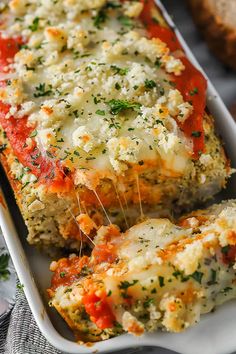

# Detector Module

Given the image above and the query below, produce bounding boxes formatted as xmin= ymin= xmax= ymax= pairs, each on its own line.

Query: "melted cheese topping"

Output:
xmin=1 ymin=0 xmax=193 ymax=176
xmin=50 ymin=200 xmax=236 ymax=338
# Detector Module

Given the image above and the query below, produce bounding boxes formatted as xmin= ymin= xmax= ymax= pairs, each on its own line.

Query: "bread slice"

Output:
xmin=48 ymin=199 xmax=236 ymax=342
xmin=187 ymin=0 xmax=236 ymax=70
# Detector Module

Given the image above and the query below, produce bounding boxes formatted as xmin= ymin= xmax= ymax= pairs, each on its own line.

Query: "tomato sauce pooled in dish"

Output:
xmin=140 ymin=0 xmax=207 ymax=158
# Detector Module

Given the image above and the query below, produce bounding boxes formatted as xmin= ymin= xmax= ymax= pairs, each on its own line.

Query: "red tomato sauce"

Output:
xmin=92 ymin=244 xmax=117 ymax=264
xmin=0 ymin=35 xmax=21 ymax=71
xmin=0 ymin=36 xmax=72 ymax=191
xmin=222 ymin=245 xmax=236 ymax=265
xmin=140 ymin=0 xmax=207 ymax=157
xmin=83 ymin=291 xmax=115 ymax=329
xmin=50 ymin=255 xmax=90 ymax=291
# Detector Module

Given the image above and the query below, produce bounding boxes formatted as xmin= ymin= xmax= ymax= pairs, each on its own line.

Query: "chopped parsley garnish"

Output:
xmin=158 ymin=276 xmax=165 ymax=287
xmin=221 ymin=245 xmax=230 ymax=255
xmin=118 ymin=279 xmax=138 ymax=289
xmin=119 ymin=279 xmax=138 ymax=299
xmin=73 ymin=110 xmax=79 ymax=118
xmin=159 ymin=87 xmax=165 ymax=96
xmin=143 ymin=298 xmax=154 ymax=308
xmin=118 ymin=15 xmax=134 ymax=28
xmin=111 ymin=65 xmax=128 ymax=76
xmin=152 ymin=17 xmax=160 ymax=24
xmin=95 ymin=109 xmax=106 ymax=116
xmin=107 ymin=99 xmax=141 ymax=115
xmin=60 ymin=272 xmax=66 ymax=278
xmin=0 ymin=253 xmax=10 ymax=281
xmin=93 ymin=10 xmax=107 ymax=29
xmin=107 ymin=290 xmax=112 ymax=297
xmin=28 ymin=17 xmax=40 ymax=32
xmin=20 ymin=44 xmax=29 ymax=50
xmin=191 ymin=131 xmax=202 ymax=138
xmin=145 ymin=79 xmax=157 ymax=89
xmin=30 ymin=130 xmax=37 ymax=138
xmin=21 ymin=181 xmax=30 ymax=190
xmin=34 ymin=83 xmax=53 ymax=98
xmin=114 ymin=321 xmax=123 ymax=329
xmin=207 ymin=269 xmax=217 ymax=285
xmin=80 ymin=265 xmax=92 ymax=276
xmin=106 ymin=2 xmax=121 ymax=9
xmin=221 ymin=287 xmax=232 ymax=293
xmin=0 ymin=144 xmax=7 ymax=153
xmin=115 ymin=82 xmax=121 ymax=90
xmin=155 ymin=59 xmax=161 ymax=68
xmin=172 ymin=270 xmax=189 ymax=282
xmin=25 ymin=65 xmax=35 ymax=71
xmin=64 ymin=288 xmax=72 ymax=293
xmin=190 ymin=270 xmax=204 ymax=284
xmin=46 ymin=150 xmax=54 ymax=158
xmin=189 ymin=87 xmax=199 ymax=96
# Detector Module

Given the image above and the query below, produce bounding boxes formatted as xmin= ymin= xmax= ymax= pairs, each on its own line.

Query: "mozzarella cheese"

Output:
xmin=49 ymin=200 xmax=236 ymax=340
xmin=1 ymin=0 xmax=193 ymax=176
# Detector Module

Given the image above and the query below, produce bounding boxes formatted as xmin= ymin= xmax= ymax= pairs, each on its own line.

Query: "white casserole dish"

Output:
xmin=0 ymin=1 xmax=236 ymax=353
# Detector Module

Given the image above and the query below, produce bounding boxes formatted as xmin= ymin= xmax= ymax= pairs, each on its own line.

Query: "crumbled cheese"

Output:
xmin=173 ymin=240 xmax=203 ymax=275
xmin=36 ymin=128 xmax=56 ymax=150
xmin=199 ymin=154 xmax=213 ymax=166
xmin=16 ymin=101 xmax=36 ymax=118
xmin=107 ymin=137 xmax=142 ymax=173
xmin=121 ymin=311 xmax=144 ymax=336
xmin=148 ymin=304 xmax=161 ymax=320
xmin=217 ymin=207 xmax=236 ymax=246
xmin=167 ymin=89 xmax=193 ymax=123
xmin=123 ymin=1 xmax=144 ymax=18
xmin=28 ymin=199 xmax=45 ymax=212
xmin=160 ymin=295 xmax=188 ymax=332
xmin=9 ymin=0 xmax=27 ymax=15
xmin=157 ymin=131 xmax=180 ymax=154
xmin=128 ymin=251 xmax=162 ymax=271
xmin=72 ymin=126 xmax=97 ymax=153
xmin=2 ymin=0 xmax=192 ymax=176
xmin=21 ymin=173 xmax=37 ymax=184
xmin=0 ymin=79 xmax=25 ymax=105
xmin=162 ymin=55 xmax=185 ymax=75
xmin=167 ymin=89 xmax=183 ymax=116
xmin=177 ymin=102 xmax=193 ymax=123
xmin=67 ymin=28 xmax=90 ymax=51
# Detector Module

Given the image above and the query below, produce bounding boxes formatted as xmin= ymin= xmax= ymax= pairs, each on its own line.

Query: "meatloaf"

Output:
xmin=48 ymin=199 xmax=236 ymax=341
xmin=0 ymin=0 xmax=232 ymax=251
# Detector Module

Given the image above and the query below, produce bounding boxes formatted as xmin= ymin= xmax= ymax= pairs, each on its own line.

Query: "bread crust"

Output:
xmin=187 ymin=0 xmax=236 ymax=70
